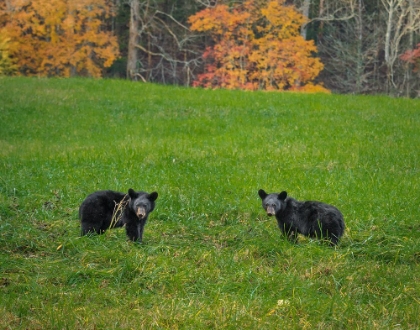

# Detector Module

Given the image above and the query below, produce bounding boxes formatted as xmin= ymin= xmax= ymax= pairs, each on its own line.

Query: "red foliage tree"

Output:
xmin=400 ymin=43 xmax=420 ymax=73
xmin=189 ymin=0 xmax=328 ymax=92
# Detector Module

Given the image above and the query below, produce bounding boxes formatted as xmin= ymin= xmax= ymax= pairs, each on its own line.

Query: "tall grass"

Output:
xmin=0 ymin=77 xmax=419 ymax=329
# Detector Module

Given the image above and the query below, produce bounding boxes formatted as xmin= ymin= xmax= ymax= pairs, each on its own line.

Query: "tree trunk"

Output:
xmin=301 ymin=0 xmax=311 ymax=39
xmin=383 ymin=0 xmax=394 ymax=93
xmin=406 ymin=0 xmax=413 ymax=97
xmin=355 ymin=0 xmax=363 ymax=93
xmin=127 ymin=0 xmax=140 ymax=80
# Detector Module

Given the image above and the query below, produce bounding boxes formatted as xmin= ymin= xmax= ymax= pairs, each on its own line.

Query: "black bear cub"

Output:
xmin=258 ymin=189 xmax=344 ymax=245
xmin=80 ymin=189 xmax=158 ymax=242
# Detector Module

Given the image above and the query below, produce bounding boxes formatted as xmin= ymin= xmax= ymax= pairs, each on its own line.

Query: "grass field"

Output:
xmin=0 ymin=77 xmax=419 ymax=329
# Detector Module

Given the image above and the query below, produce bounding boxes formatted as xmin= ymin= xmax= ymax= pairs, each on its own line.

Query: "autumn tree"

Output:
xmin=400 ymin=43 xmax=420 ymax=96
xmin=0 ymin=34 xmax=17 ymax=75
xmin=401 ymin=43 xmax=420 ymax=71
xmin=0 ymin=0 xmax=119 ymax=77
xmin=188 ymin=0 xmax=328 ymax=92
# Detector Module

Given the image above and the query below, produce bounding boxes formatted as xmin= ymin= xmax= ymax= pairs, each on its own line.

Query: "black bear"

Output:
xmin=258 ymin=189 xmax=345 ymax=245
xmin=79 ymin=189 xmax=158 ymax=242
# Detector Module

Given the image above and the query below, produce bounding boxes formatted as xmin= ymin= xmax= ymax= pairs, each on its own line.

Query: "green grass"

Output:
xmin=0 ymin=77 xmax=419 ymax=329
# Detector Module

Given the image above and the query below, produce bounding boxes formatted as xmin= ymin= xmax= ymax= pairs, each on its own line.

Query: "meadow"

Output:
xmin=0 ymin=77 xmax=419 ymax=329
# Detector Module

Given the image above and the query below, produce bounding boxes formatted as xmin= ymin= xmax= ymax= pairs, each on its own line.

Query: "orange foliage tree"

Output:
xmin=189 ymin=0 xmax=329 ymax=92
xmin=0 ymin=0 xmax=119 ymax=77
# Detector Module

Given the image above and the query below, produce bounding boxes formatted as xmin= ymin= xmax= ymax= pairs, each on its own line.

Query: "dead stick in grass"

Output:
xmin=109 ymin=194 xmax=129 ymax=230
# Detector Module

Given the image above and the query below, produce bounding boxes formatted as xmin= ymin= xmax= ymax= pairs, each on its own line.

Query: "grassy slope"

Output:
xmin=0 ymin=77 xmax=419 ymax=329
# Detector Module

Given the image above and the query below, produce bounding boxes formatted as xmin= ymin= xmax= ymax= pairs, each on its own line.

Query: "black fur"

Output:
xmin=79 ymin=189 xmax=158 ymax=242
xmin=258 ymin=189 xmax=345 ymax=245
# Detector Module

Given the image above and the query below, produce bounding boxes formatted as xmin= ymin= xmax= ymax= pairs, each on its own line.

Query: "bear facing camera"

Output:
xmin=79 ymin=188 xmax=158 ymax=242
xmin=258 ymin=189 xmax=344 ymax=246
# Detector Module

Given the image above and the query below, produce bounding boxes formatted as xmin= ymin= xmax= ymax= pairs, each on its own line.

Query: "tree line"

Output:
xmin=1 ymin=0 xmax=419 ymax=97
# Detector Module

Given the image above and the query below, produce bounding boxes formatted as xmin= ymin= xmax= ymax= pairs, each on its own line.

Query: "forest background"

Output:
xmin=1 ymin=0 xmax=420 ymax=97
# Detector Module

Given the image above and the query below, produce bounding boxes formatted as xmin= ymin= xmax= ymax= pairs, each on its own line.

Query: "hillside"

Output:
xmin=0 ymin=77 xmax=419 ymax=329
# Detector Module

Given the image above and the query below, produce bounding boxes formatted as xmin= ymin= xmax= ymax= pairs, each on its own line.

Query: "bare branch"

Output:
xmin=155 ymin=10 xmax=191 ymax=31
xmin=381 ymin=0 xmax=420 ymax=92
xmin=300 ymin=0 xmax=357 ymax=38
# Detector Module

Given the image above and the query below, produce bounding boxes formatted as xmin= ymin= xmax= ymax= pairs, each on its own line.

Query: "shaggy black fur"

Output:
xmin=258 ymin=189 xmax=345 ymax=245
xmin=79 ymin=188 xmax=158 ymax=242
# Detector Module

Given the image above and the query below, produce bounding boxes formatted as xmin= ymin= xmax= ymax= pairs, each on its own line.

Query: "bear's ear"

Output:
xmin=128 ymin=188 xmax=136 ymax=198
xmin=258 ymin=189 xmax=268 ymax=200
xmin=148 ymin=191 xmax=158 ymax=202
xmin=278 ymin=191 xmax=287 ymax=200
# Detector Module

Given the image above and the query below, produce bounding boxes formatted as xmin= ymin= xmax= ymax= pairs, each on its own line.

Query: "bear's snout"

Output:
xmin=136 ymin=207 xmax=147 ymax=219
xmin=266 ymin=206 xmax=276 ymax=216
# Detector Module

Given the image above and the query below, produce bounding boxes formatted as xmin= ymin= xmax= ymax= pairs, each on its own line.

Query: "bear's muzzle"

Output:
xmin=266 ymin=206 xmax=276 ymax=216
xmin=136 ymin=207 xmax=147 ymax=219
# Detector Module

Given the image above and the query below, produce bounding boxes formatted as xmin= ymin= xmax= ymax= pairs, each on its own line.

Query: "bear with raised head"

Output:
xmin=258 ymin=189 xmax=344 ymax=245
xmin=80 ymin=188 xmax=158 ymax=242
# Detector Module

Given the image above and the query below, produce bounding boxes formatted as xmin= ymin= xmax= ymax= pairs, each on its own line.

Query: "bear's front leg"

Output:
xmin=125 ymin=223 xmax=142 ymax=242
xmin=278 ymin=222 xmax=298 ymax=243
xmin=137 ymin=223 xmax=145 ymax=243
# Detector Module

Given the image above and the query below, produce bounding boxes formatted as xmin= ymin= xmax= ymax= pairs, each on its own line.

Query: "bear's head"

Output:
xmin=258 ymin=189 xmax=287 ymax=216
xmin=128 ymin=189 xmax=158 ymax=219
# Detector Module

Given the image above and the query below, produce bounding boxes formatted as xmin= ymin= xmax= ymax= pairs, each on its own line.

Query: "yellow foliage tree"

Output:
xmin=189 ymin=0 xmax=329 ymax=92
xmin=0 ymin=0 xmax=119 ymax=77
xmin=0 ymin=34 xmax=17 ymax=75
